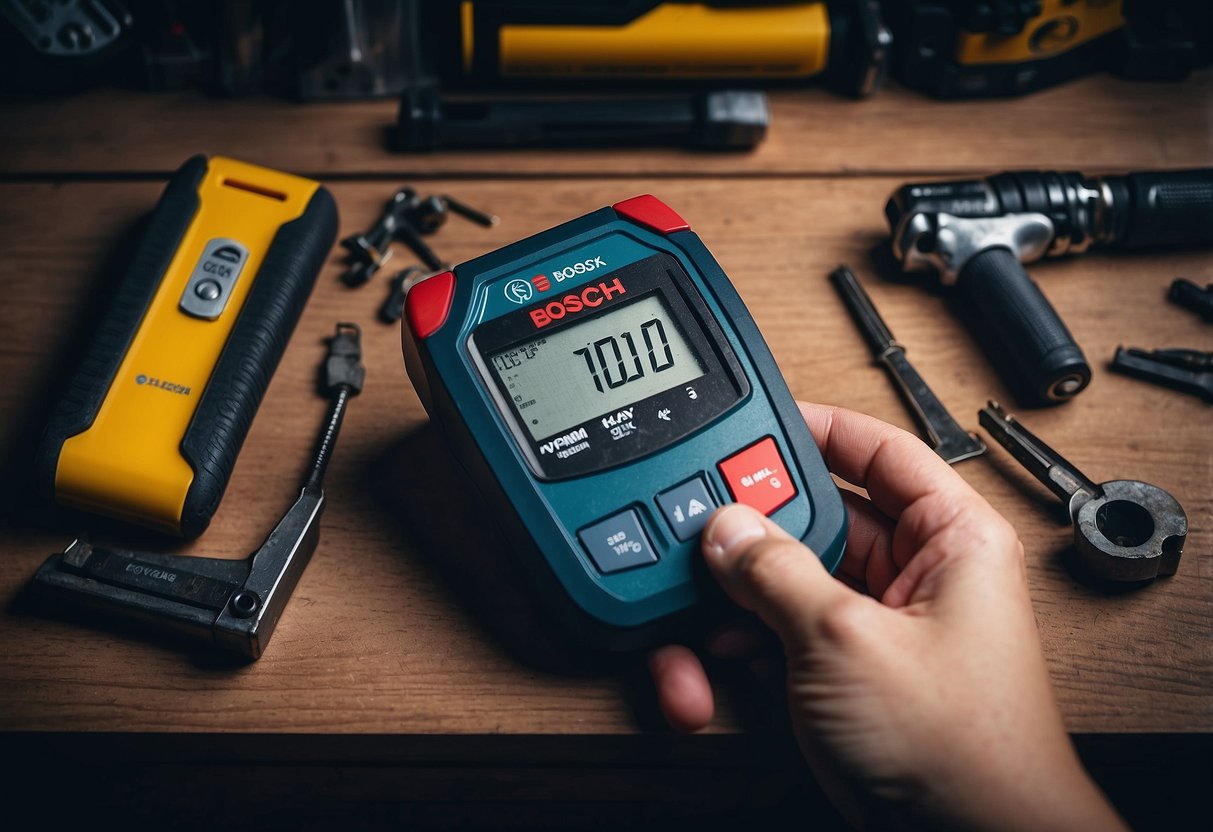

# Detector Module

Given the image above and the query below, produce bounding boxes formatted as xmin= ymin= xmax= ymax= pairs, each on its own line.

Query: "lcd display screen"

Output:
xmin=486 ymin=294 xmax=706 ymax=441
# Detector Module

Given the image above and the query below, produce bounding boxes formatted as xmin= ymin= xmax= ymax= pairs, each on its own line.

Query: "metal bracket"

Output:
xmin=896 ymin=211 xmax=1054 ymax=285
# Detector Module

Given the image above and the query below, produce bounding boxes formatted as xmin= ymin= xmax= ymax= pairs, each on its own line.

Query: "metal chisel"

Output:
xmin=830 ymin=264 xmax=985 ymax=464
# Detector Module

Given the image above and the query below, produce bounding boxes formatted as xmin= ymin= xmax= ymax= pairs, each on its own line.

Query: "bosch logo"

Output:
xmin=551 ymin=256 xmax=606 ymax=283
xmin=529 ymin=278 xmax=626 ymax=328
xmin=504 ymin=279 xmax=534 ymax=304
xmin=531 ymin=274 xmax=551 ymax=292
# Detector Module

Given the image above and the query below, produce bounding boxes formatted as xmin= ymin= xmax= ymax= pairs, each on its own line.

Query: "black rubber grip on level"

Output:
xmin=177 ymin=186 xmax=338 ymax=538
xmin=31 ymin=155 xmax=209 ymax=508
xmin=1116 ymin=168 xmax=1213 ymax=249
xmin=956 ymin=247 xmax=1090 ymax=405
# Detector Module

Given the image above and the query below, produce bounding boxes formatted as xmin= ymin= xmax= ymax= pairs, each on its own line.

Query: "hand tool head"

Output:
xmin=1071 ymin=479 xmax=1187 ymax=583
xmin=979 ymin=401 xmax=1187 ymax=582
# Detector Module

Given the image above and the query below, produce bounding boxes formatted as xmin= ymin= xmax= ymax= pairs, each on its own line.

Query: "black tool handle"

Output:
xmin=1168 ymin=278 xmax=1213 ymax=322
xmin=1116 ymin=168 xmax=1213 ymax=249
xmin=829 ymin=264 xmax=897 ymax=356
xmin=394 ymin=85 xmax=767 ymax=150
xmin=956 ymin=247 xmax=1090 ymax=405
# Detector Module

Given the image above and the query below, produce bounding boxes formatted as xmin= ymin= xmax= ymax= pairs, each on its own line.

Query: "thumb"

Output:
xmin=701 ymin=503 xmax=853 ymax=650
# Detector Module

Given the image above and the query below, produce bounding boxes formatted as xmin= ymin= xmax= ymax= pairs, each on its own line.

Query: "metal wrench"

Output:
xmin=978 ymin=401 xmax=1187 ymax=582
xmin=830 ymin=265 xmax=985 ymax=464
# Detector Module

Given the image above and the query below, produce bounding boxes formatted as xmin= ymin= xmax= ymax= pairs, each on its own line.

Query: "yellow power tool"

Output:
xmin=34 ymin=155 xmax=337 ymax=538
xmin=424 ymin=1 xmax=891 ymax=97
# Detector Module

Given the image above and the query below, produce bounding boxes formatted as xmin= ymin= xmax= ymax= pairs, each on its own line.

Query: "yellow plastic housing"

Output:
xmin=54 ymin=157 xmax=319 ymax=534
xmin=955 ymin=0 xmax=1124 ymax=66
xmin=496 ymin=2 xmax=831 ymax=79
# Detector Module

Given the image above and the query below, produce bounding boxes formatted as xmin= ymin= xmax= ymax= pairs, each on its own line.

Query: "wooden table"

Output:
xmin=1 ymin=74 xmax=1210 ymax=829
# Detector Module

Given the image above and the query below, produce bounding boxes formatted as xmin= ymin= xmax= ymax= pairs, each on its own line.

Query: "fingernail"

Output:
xmin=702 ymin=505 xmax=766 ymax=565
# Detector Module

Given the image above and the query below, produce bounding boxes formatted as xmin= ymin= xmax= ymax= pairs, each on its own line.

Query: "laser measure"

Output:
xmin=402 ymin=196 xmax=846 ymax=649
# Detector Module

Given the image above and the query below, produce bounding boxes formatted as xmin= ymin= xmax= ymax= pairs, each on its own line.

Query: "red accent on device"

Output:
xmin=405 ymin=271 xmax=456 ymax=339
xmin=718 ymin=437 xmax=798 ymax=516
xmin=612 ymin=195 xmax=691 ymax=235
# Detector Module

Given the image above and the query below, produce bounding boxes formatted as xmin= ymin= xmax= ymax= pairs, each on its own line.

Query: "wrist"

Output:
xmin=914 ymin=745 xmax=1126 ymax=832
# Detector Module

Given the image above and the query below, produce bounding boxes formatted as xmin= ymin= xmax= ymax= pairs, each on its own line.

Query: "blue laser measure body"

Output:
xmin=402 ymin=195 xmax=846 ymax=650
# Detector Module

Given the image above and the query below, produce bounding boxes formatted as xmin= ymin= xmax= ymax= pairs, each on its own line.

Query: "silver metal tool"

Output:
xmin=830 ymin=264 xmax=985 ymax=464
xmin=979 ymin=401 xmax=1187 ymax=582
xmin=887 ymin=168 xmax=1213 ymax=404
xmin=29 ymin=323 xmax=365 ymax=659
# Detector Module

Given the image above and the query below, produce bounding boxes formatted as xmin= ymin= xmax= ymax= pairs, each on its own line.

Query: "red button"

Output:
xmin=405 ymin=270 xmax=455 ymax=339
xmin=612 ymin=195 xmax=691 ymax=235
xmin=718 ymin=437 xmax=797 ymax=516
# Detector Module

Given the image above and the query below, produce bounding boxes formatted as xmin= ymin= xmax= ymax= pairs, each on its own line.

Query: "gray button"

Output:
xmin=656 ymin=476 xmax=717 ymax=541
xmin=179 ymin=238 xmax=249 ymax=320
xmin=578 ymin=509 xmax=658 ymax=574
xmin=195 ymin=279 xmax=222 ymax=300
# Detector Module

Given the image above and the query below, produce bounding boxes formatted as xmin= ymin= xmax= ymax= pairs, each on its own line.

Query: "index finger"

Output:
xmin=797 ymin=401 xmax=977 ymax=519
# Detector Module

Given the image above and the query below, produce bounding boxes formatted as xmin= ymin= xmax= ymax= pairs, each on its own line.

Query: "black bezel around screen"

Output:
xmin=471 ymin=253 xmax=749 ymax=480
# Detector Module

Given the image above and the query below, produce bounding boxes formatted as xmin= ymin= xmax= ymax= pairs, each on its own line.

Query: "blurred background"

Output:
xmin=3 ymin=1 xmax=1209 ymax=103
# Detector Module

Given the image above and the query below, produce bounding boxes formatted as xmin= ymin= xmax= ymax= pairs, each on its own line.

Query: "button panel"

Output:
xmin=656 ymin=475 xmax=717 ymax=541
xmin=179 ymin=238 xmax=249 ymax=320
xmin=578 ymin=509 xmax=659 ymax=574
xmin=718 ymin=437 xmax=797 ymax=516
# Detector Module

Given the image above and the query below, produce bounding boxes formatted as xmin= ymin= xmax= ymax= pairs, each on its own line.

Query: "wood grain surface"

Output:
xmin=1 ymin=72 xmax=1210 ymax=179
xmin=1 ymin=69 xmax=1211 ymax=796
xmin=1 ymin=173 xmax=1209 ymax=742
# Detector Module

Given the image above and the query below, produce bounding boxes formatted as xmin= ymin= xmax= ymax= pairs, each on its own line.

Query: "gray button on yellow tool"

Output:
xmin=656 ymin=476 xmax=717 ymax=541
xmin=578 ymin=509 xmax=658 ymax=574
xmin=195 ymin=279 xmax=222 ymax=300
xmin=179 ymin=238 xmax=249 ymax=320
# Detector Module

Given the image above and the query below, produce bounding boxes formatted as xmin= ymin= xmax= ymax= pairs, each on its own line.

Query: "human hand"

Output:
xmin=647 ymin=403 xmax=1125 ymax=831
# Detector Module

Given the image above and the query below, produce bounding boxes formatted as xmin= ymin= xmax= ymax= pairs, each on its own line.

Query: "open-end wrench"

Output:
xmin=830 ymin=265 xmax=985 ymax=464
xmin=979 ymin=401 xmax=1187 ymax=582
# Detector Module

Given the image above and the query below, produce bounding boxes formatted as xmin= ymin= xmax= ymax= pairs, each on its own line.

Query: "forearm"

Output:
xmin=911 ymin=741 xmax=1128 ymax=832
